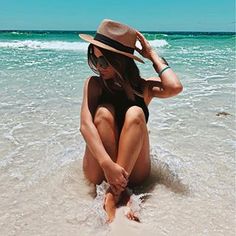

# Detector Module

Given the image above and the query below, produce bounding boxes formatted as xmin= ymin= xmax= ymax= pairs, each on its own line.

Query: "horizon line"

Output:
xmin=0 ymin=29 xmax=235 ymax=33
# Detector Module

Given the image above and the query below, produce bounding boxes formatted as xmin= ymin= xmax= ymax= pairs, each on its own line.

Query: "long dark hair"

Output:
xmin=87 ymin=44 xmax=144 ymax=100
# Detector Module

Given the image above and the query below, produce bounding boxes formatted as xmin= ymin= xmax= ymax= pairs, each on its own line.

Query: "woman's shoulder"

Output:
xmin=85 ymin=75 xmax=100 ymax=84
xmin=85 ymin=76 xmax=102 ymax=88
xmin=84 ymin=76 xmax=103 ymax=95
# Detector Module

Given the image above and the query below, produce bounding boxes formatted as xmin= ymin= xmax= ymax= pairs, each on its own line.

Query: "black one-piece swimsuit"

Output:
xmin=98 ymin=79 xmax=149 ymax=132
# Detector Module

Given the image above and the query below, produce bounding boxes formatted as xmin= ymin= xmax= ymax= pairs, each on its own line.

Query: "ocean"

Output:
xmin=0 ymin=31 xmax=235 ymax=235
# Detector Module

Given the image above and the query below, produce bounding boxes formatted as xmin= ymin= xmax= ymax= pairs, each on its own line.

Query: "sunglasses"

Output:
xmin=90 ymin=54 xmax=109 ymax=69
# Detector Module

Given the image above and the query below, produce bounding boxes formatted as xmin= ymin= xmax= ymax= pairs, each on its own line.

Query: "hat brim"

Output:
xmin=79 ymin=34 xmax=144 ymax=63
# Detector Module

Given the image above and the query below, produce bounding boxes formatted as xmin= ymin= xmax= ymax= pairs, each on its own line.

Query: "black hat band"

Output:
xmin=94 ymin=33 xmax=134 ymax=54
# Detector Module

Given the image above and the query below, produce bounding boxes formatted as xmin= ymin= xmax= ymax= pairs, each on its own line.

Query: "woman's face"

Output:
xmin=93 ymin=46 xmax=116 ymax=80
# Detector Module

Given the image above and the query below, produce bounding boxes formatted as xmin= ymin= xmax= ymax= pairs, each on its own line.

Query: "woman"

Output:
xmin=79 ymin=19 xmax=183 ymax=222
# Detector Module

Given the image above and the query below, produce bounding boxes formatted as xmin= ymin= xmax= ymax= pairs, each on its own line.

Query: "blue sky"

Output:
xmin=0 ymin=0 xmax=235 ymax=31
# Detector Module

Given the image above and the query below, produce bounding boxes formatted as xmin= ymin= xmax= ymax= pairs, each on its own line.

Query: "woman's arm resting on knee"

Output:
xmin=80 ymin=77 xmax=111 ymax=166
xmin=80 ymin=77 xmax=128 ymax=187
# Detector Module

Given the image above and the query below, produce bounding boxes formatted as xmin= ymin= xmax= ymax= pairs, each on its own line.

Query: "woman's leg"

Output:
xmin=104 ymin=106 xmax=151 ymax=222
xmin=83 ymin=104 xmax=118 ymax=185
xmin=83 ymin=105 xmax=150 ymax=222
xmin=116 ymin=106 xmax=151 ymax=186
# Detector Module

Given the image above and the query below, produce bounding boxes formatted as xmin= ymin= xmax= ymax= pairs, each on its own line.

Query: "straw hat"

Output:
xmin=79 ymin=19 xmax=144 ymax=63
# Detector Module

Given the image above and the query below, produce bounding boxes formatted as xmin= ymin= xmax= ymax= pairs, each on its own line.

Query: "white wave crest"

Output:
xmin=0 ymin=39 xmax=169 ymax=51
xmin=0 ymin=40 xmax=89 ymax=51
xmin=149 ymin=39 xmax=169 ymax=47
xmin=136 ymin=39 xmax=169 ymax=49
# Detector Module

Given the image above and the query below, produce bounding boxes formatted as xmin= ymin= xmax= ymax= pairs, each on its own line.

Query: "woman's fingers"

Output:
xmin=123 ymin=169 xmax=129 ymax=179
xmin=135 ymin=31 xmax=154 ymax=59
xmin=135 ymin=46 xmax=142 ymax=54
xmin=136 ymin=31 xmax=151 ymax=48
xmin=136 ymin=30 xmax=145 ymax=42
xmin=116 ymin=177 xmax=127 ymax=188
xmin=136 ymin=31 xmax=150 ymax=47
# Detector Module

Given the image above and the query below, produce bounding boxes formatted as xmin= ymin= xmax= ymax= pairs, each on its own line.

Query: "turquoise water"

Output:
xmin=0 ymin=31 xmax=235 ymax=235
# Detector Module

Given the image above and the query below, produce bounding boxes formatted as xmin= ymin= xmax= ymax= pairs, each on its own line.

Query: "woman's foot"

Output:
xmin=103 ymin=187 xmax=140 ymax=223
xmin=125 ymin=204 xmax=140 ymax=222
xmin=122 ymin=190 xmax=140 ymax=223
xmin=103 ymin=188 xmax=120 ymax=223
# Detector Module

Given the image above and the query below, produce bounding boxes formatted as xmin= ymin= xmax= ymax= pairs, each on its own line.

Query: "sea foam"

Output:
xmin=0 ymin=40 xmax=88 ymax=51
xmin=149 ymin=39 xmax=169 ymax=47
xmin=0 ymin=39 xmax=169 ymax=51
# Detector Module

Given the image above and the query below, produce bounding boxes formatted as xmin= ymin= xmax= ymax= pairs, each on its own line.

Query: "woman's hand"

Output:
xmin=102 ymin=160 xmax=129 ymax=194
xmin=135 ymin=31 xmax=157 ymax=60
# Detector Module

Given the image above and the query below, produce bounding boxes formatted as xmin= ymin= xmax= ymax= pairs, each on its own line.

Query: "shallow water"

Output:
xmin=0 ymin=31 xmax=235 ymax=235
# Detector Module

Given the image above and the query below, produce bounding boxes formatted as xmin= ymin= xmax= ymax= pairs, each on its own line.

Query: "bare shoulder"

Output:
xmin=82 ymin=76 xmax=103 ymax=117
xmin=83 ymin=76 xmax=103 ymax=98
xmin=84 ymin=76 xmax=102 ymax=91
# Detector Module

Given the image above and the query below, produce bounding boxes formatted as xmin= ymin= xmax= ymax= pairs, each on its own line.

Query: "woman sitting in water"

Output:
xmin=79 ymin=19 xmax=183 ymax=223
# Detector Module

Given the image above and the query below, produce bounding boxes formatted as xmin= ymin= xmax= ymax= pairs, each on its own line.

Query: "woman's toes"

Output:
xmin=125 ymin=209 xmax=140 ymax=222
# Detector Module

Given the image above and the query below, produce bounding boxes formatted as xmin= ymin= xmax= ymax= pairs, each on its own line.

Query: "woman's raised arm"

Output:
xmin=136 ymin=31 xmax=183 ymax=99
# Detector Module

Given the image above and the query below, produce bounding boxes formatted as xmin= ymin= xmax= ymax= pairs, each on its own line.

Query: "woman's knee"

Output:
xmin=124 ymin=106 xmax=146 ymax=127
xmin=94 ymin=104 xmax=115 ymax=128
